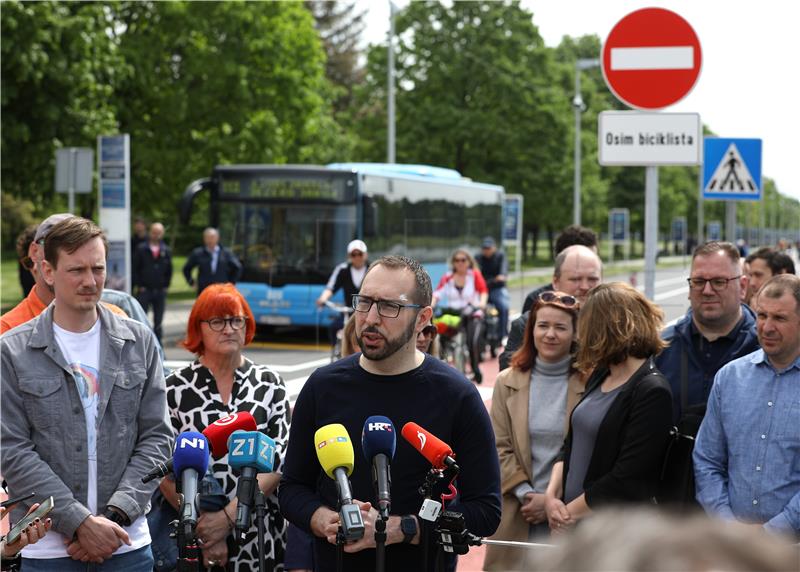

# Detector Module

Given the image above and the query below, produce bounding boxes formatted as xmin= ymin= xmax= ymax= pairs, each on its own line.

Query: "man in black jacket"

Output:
xmin=133 ymin=222 xmax=172 ymax=341
xmin=182 ymin=227 xmax=242 ymax=294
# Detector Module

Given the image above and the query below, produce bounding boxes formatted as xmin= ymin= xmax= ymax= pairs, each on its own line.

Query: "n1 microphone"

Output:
xmin=227 ymin=430 xmax=276 ymax=544
xmin=172 ymin=431 xmax=210 ymax=527
xmin=142 ymin=411 xmax=257 ymax=483
xmin=362 ymin=416 xmax=396 ymax=519
xmin=315 ymin=424 xmax=365 ymax=541
xmin=401 ymin=422 xmax=458 ymax=470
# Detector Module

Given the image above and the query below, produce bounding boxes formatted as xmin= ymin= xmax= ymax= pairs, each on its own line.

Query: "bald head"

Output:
xmin=203 ymin=227 xmax=220 ymax=249
xmin=553 ymin=245 xmax=603 ymax=303
xmin=149 ymin=222 xmax=164 ymax=244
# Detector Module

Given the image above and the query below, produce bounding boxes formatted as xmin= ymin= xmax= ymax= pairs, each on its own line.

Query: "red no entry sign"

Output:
xmin=602 ymin=8 xmax=701 ymax=110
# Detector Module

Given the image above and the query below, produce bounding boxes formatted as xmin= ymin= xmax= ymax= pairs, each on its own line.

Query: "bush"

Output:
xmin=1 ymin=193 xmax=37 ymax=252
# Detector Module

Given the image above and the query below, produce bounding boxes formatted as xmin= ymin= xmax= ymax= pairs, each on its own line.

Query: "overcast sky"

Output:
xmin=362 ymin=0 xmax=800 ymax=202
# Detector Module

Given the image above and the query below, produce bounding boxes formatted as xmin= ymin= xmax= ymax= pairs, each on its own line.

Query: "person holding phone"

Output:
xmin=1 ymin=500 xmax=52 ymax=570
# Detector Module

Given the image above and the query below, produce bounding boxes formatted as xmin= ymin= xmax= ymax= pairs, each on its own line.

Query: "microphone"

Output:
xmin=227 ymin=430 xmax=276 ymax=544
xmin=142 ymin=411 xmax=257 ymax=483
xmin=172 ymin=431 xmax=210 ymax=527
xmin=362 ymin=416 xmax=396 ymax=520
xmin=314 ymin=424 xmax=365 ymax=541
xmin=401 ymin=422 xmax=459 ymax=470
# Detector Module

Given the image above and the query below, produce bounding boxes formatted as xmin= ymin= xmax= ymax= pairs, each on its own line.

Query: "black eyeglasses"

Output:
xmin=539 ymin=291 xmax=579 ymax=307
xmin=20 ymin=256 xmax=34 ymax=270
xmin=453 ymin=258 xmax=468 ymax=263
xmin=687 ymin=276 xmax=741 ymax=292
xmin=201 ymin=316 xmax=247 ymax=332
xmin=352 ymin=294 xmax=421 ymax=318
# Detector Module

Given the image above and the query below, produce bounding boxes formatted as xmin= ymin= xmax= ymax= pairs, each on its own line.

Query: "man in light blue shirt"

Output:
xmin=694 ymin=274 xmax=800 ymax=537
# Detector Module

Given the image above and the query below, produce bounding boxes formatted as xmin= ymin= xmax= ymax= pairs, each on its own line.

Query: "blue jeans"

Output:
xmin=22 ymin=545 xmax=154 ymax=572
xmin=488 ymin=287 xmax=510 ymax=339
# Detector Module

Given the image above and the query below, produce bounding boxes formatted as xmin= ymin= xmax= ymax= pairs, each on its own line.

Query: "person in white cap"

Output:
xmin=316 ymin=240 xmax=369 ymax=345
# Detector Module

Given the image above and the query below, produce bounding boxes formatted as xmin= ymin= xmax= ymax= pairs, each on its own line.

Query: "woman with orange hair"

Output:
xmin=159 ymin=284 xmax=290 ymax=571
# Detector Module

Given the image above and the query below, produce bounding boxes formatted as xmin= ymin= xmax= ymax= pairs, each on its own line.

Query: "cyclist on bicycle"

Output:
xmin=316 ymin=239 xmax=369 ymax=345
xmin=432 ymin=248 xmax=488 ymax=383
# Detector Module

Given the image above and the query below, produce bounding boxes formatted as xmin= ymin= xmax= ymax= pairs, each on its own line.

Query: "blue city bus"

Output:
xmin=179 ymin=163 xmax=505 ymax=326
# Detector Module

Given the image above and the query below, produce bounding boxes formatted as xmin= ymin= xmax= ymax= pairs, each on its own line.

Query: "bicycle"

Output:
xmin=324 ymin=300 xmax=354 ymax=362
xmin=433 ymin=312 xmax=469 ymax=376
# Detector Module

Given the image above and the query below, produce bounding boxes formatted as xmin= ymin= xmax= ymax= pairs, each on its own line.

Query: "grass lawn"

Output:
xmin=1 ymin=254 xmax=196 ymax=313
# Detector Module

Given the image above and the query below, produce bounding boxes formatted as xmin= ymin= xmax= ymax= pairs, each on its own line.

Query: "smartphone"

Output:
xmin=5 ymin=496 xmax=54 ymax=545
xmin=0 ymin=492 xmax=35 ymax=509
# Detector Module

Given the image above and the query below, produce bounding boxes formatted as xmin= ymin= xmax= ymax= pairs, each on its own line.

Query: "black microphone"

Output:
xmin=362 ymin=416 xmax=396 ymax=520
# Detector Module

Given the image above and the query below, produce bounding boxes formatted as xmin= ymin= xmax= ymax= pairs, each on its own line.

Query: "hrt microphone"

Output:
xmin=401 ymin=422 xmax=458 ymax=470
xmin=362 ymin=416 xmax=396 ymax=520
xmin=315 ymin=424 xmax=365 ymax=541
xmin=142 ymin=411 xmax=257 ymax=483
xmin=172 ymin=431 xmax=210 ymax=528
xmin=227 ymin=430 xmax=276 ymax=544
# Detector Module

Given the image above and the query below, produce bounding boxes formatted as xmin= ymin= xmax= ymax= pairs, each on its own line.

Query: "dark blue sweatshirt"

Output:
xmin=278 ymin=353 xmax=501 ymax=572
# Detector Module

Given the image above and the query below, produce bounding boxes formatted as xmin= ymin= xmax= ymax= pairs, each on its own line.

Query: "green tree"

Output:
xmin=113 ymin=0 xmax=350 ymax=224
xmin=354 ymin=1 xmax=572 ymax=260
xmin=1 ymin=1 xmax=122 ymax=215
xmin=305 ymin=0 xmax=366 ymax=112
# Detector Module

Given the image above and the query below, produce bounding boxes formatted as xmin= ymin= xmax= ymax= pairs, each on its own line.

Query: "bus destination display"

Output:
xmin=221 ymin=176 xmax=351 ymax=201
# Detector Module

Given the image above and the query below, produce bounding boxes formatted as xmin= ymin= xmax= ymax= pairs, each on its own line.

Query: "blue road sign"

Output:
xmin=703 ymin=138 xmax=762 ymax=200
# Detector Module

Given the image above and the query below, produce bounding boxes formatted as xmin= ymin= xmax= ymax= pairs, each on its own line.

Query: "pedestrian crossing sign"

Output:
xmin=703 ymin=138 xmax=762 ymax=200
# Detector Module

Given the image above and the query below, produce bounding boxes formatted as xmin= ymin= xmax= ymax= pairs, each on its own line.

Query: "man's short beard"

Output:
xmin=357 ymin=318 xmax=418 ymax=361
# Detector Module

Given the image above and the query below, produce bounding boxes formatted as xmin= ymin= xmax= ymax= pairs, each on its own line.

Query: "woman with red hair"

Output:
xmin=159 ymin=284 xmax=290 ymax=571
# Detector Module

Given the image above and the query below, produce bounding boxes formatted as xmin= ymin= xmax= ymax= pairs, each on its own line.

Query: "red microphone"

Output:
xmin=401 ymin=422 xmax=458 ymax=470
xmin=203 ymin=411 xmax=257 ymax=457
xmin=141 ymin=411 xmax=257 ymax=483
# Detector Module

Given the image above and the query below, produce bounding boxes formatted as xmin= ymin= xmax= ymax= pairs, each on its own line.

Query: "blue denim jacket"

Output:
xmin=1 ymin=304 xmax=173 ymax=538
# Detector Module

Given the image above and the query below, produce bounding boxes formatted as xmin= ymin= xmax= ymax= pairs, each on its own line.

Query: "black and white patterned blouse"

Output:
xmin=166 ymin=357 xmax=291 ymax=571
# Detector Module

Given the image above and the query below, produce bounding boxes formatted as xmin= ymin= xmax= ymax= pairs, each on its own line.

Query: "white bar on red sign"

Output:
xmin=610 ymin=46 xmax=694 ymax=70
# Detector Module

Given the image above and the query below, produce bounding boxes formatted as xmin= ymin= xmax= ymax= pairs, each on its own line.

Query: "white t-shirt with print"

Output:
xmin=23 ymin=319 xmax=149 ymax=558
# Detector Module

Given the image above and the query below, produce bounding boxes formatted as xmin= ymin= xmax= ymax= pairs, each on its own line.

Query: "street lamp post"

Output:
xmin=573 ymin=58 xmax=600 ymax=226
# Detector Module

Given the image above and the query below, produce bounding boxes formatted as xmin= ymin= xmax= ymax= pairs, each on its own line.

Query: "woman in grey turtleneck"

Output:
xmin=484 ymin=292 xmax=585 ymax=572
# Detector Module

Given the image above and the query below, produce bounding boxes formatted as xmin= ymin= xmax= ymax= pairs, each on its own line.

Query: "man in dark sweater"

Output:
xmin=279 ymin=255 xmax=501 ymax=572
xmin=133 ymin=222 xmax=172 ymax=341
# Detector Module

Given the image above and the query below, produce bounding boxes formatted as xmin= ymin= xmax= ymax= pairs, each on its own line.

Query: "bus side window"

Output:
xmin=362 ymin=195 xmax=378 ymax=238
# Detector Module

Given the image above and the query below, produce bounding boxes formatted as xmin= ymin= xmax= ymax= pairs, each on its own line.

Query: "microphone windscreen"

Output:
xmin=314 ymin=424 xmax=354 ymax=479
xmin=401 ymin=422 xmax=454 ymax=469
xmin=203 ymin=411 xmax=257 ymax=457
xmin=172 ymin=431 xmax=210 ymax=476
xmin=227 ymin=430 xmax=276 ymax=473
xmin=362 ymin=416 xmax=396 ymax=462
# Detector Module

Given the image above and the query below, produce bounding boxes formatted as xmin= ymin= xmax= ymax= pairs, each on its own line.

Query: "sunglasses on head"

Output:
xmin=419 ymin=325 xmax=438 ymax=338
xmin=538 ymin=291 xmax=579 ymax=308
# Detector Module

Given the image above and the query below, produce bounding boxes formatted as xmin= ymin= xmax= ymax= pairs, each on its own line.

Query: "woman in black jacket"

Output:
xmin=544 ymin=282 xmax=673 ymax=533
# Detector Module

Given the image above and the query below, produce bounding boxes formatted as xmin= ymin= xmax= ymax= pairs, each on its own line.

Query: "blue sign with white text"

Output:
xmin=703 ymin=138 xmax=762 ymax=200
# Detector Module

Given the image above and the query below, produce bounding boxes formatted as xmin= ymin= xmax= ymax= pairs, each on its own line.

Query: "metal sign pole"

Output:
xmin=644 ymin=166 xmax=658 ymax=300
xmin=726 ymin=201 xmax=737 ymax=243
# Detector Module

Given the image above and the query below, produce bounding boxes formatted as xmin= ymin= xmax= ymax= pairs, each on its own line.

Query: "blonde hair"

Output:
xmin=576 ymin=282 xmax=666 ymax=372
xmin=449 ymin=248 xmax=477 ymax=271
xmin=340 ymin=313 xmax=359 ymax=357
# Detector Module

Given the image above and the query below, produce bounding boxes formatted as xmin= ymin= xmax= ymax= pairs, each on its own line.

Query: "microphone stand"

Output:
xmin=254 ymin=488 xmax=267 ymax=572
xmin=175 ymin=492 xmax=201 ymax=572
xmin=374 ymin=513 xmax=387 ymax=572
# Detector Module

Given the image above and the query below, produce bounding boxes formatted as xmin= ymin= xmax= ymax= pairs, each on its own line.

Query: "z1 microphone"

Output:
xmin=401 ymin=422 xmax=458 ymax=470
xmin=172 ymin=431 xmax=210 ymax=527
xmin=142 ymin=411 xmax=257 ymax=483
xmin=227 ymin=430 xmax=276 ymax=544
xmin=362 ymin=416 xmax=396 ymax=520
xmin=315 ymin=424 xmax=365 ymax=541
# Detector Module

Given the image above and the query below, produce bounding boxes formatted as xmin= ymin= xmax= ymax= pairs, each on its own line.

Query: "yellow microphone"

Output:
xmin=314 ymin=424 xmax=364 ymax=540
xmin=314 ymin=424 xmax=355 ymax=480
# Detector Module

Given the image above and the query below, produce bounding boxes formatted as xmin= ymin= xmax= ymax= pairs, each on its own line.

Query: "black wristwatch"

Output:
xmin=103 ymin=506 xmax=130 ymax=527
xmin=400 ymin=515 xmax=418 ymax=544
